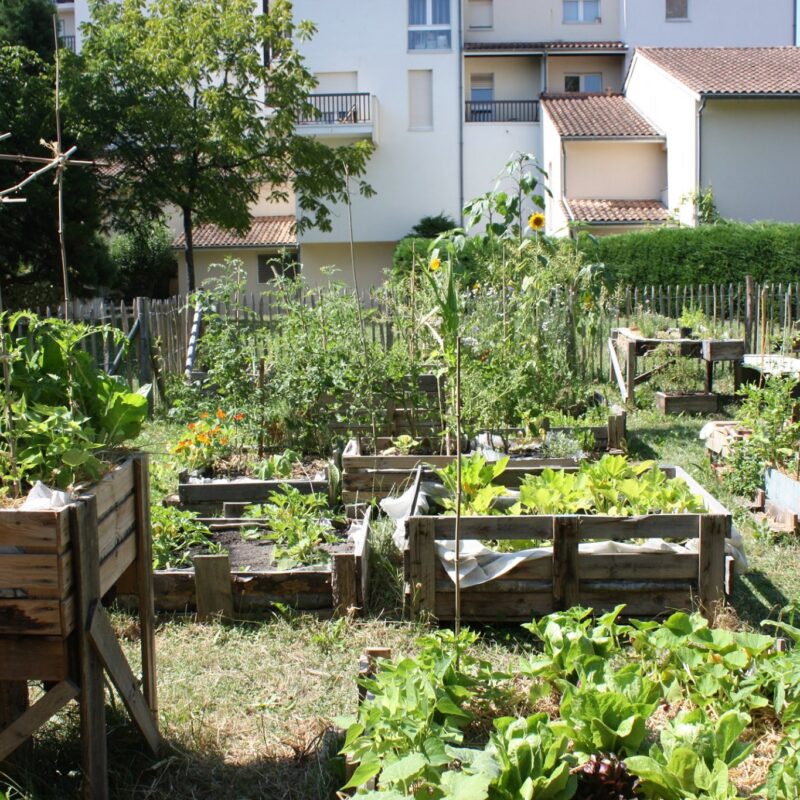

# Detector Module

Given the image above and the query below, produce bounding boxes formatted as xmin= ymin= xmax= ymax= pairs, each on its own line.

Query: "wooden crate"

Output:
xmin=0 ymin=459 xmax=141 ymax=653
xmin=404 ymin=465 xmax=730 ymax=623
xmin=176 ymin=471 xmax=329 ymax=514
xmin=341 ymin=409 xmax=627 ymax=504
xmin=656 ymin=392 xmax=719 ymax=415
xmin=128 ymin=508 xmax=372 ymax=618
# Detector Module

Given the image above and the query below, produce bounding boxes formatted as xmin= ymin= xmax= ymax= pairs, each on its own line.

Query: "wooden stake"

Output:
xmin=194 ymin=554 xmax=233 ymax=621
xmin=454 ymin=336 xmax=462 ymax=646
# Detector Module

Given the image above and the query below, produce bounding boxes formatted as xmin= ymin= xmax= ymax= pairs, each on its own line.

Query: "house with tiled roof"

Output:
xmin=626 ymin=47 xmax=800 ymax=226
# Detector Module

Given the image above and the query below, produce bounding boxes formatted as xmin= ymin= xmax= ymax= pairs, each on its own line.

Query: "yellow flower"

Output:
xmin=429 ymin=257 xmax=441 ymax=272
xmin=473 ymin=282 xmax=480 ymax=292
xmin=528 ymin=212 xmax=545 ymax=231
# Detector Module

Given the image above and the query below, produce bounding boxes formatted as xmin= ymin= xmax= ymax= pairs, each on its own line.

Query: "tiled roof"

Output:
xmin=565 ymin=199 xmax=670 ymax=224
xmin=464 ymin=40 xmax=626 ymax=53
xmin=637 ymin=47 xmax=800 ymax=95
xmin=541 ymin=93 xmax=662 ymax=138
xmin=172 ymin=216 xmax=297 ymax=249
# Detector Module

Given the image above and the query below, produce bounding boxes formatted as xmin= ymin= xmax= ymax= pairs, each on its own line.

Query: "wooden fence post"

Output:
xmin=408 ymin=518 xmax=436 ymax=620
xmin=698 ymin=514 xmax=726 ymax=621
xmin=552 ymin=516 xmax=579 ymax=610
xmin=745 ymin=275 xmax=754 ymax=352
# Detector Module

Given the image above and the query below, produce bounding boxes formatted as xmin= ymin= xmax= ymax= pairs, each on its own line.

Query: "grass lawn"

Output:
xmin=2 ymin=409 xmax=799 ymax=799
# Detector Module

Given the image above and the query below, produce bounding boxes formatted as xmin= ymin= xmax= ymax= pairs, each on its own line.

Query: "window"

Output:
xmin=409 ymin=69 xmax=433 ymax=129
xmin=258 ymin=253 xmax=298 ymax=283
xmin=565 ymin=73 xmax=603 ymax=92
xmin=666 ymin=0 xmax=689 ymax=19
xmin=409 ymin=0 xmax=452 ymax=50
xmin=563 ymin=0 xmax=600 ymax=23
xmin=470 ymin=74 xmax=494 ymax=103
xmin=468 ymin=0 xmax=493 ymax=29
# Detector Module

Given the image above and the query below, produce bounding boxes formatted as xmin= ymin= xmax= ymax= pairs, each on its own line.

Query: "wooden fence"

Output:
xmin=28 ymin=277 xmax=800 ymax=408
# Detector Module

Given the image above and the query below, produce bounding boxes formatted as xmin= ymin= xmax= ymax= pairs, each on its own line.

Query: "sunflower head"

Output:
xmin=429 ymin=257 xmax=441 ymax=271
xmin=528 ymin=212 xmax=545 ymax=231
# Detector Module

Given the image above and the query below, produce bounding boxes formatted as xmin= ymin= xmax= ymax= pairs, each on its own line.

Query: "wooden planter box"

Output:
xmin=701 ymin=339 xmax=746 ymax=363
xmin=128 ymin=508 xmax=372 ymax=618
xmin=341 ymin=409 xmax=627 ymax=504
xmin=656 ymin=392 xmax=719 ymax=415
xmin=764 ymin=468 xmax=800 ymax=532
xmin=404 ymin=465 xmax=730 ymax=623
xmin=0 ymin=457 xmax=147 ymax=682
xmin=176 ymin=470 xmax=328 ymax=514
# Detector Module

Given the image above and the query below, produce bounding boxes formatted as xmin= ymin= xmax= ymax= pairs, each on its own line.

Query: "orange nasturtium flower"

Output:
xmin=233 ymin=412 xmax=245 ymax=422
xmin=216 ymin=409 xmax=226 ymax=420
xmin=199 ymin=411 xmax=210 ymax=420
xmin=429 ymin=257 xmax=441 ymax=272
xmin=528 ymin=212 xmax=545 ymax=231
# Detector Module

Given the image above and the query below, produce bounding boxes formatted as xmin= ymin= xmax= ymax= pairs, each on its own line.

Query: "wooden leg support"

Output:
xmin=0 ymin=681 xmax=79 ymax=762
xmin=87 ymin=606 xmax=160 ymax=756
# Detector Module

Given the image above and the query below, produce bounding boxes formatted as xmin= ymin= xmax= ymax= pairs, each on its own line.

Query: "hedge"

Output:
xmin=577 ymin=222 xmax=800 ymax=286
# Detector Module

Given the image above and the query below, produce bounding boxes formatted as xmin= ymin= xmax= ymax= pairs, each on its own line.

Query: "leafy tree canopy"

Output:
xmin=0 ymin=0 xmax=56 ymax=60
xmin=68 ymin=0 xmax=374 ymax=290
xmin=0 ymin=46 xmax=111 ymax=304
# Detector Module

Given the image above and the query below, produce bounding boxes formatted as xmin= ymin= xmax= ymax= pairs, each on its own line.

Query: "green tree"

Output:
xmin=68 ymin=0 xmax=373 ymax=291
xmin=109 ymin=221 xmax=177 ymax=299
xmin=0 ymin=46 xmax=111 ymax=305
xmin=0 ymin=0 xmax=56 ymax=60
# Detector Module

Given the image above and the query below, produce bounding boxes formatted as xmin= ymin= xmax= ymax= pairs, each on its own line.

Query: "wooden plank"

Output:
xmin=0 ymin=509 xmax=69 ymax=553
xmin=178 ymin=477 xmax=327 ymax=505
xmin=70 ymin=495 xmax=109 ymax=800
xmin=99 ymin=531 xmax=137 ymax=596
xmin=0 ymin=553 xmax=68 ymax=599
xmin=353 ymin=507 xmax=371 ymax=610
xmin=698 ymin=514 xmax=727 ymax=619
xmin=578 ymin=552 xmax=698 ymax=580
xmin=673 ymin=466 xmax=731 ymax=515
xmin=701 ymin=339 xmax=745 ymax=362
xmin=332 ymin=552 xmax=357 ymax=617
xmin=431 ymin=515 xmax=555 ymax=540
xmin=552 ymin=517 xmax=579 ymax=609
xmin=132 ymin=458 xmax=157 ymax=716
xmin=435 ymin=591 xmax=554 ymax=621
xmin=87 ymin=606 xmax=160 ymax=755
xmin=578 ymin=514 xmax=702 ymax=540
xmin=407 ymin=518 xmax=436 ymax=619
xmin=656 ymin=392 xmax=719 ymax=415
xmin=90 ymin=460 xmax=135 ymax=520
xmin=608 ymin=337 xmax=628 ymax=400
xmin=194 ymin=554 xmax=233 ymax=621
xmin=0 ymin=636 xmax=70 ymax=681
xmin=0 ymin=596 xmax=72 ymax=636
xmin=0 ymin=680 xmax=78 ymax=762
xmin=579 ymin=589 xmax=694 ymax=617
xmin=97 ymin=494 xmax=136 ymax=562
xmin=0 ymin=680 xmax=29 ymax=761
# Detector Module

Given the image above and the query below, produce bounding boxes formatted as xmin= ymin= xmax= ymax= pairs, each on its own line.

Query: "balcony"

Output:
xmin=465 ymin=100 xmax=540 ymax=123
xmin=296 ymin=93 xmax=377 ymax=142
xmin=60 ymin=35 xmax=76 ymax=52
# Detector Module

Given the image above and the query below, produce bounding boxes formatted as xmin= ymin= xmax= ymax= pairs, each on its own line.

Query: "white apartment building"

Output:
xmin=57 ymin=0 xmax=799 ymax=291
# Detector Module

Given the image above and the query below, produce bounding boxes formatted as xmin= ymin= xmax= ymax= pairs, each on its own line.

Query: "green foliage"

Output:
xmin=409 ymin=214 xmax=457 ymax=238
xmin=242 ymin=486 xmax=340 ymax=568
xmin=0 ymin=313 xmax=148 ymax=488
xmin=578 ymin=222 xmax=800 ymax=286
xmin=109 ymin=221 xmax=177 ymax=299
xmin=251 ymin=449 xmax=300 ymax=480
xmin=0 ymin=0 xmax=56 ymax=60
xmin=150 ymin=505 xmax=221 ymax=569
xmin=433 ymin=453 xmax=510 ymax=516
xmin=765 ymin=725 xmax=800 ymax=800
xmin=69 ymin=0 xmax=372 ymax=290
xmin=0 ymin=46 xmax=111 ymax=297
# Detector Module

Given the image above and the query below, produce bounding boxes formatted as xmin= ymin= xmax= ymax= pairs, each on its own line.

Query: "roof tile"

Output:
xmin=172 ymin=216 xmax=296 ymax=249
xmin=565 ymin=199 xmax=669 ymax=224
xmin=638 ymin=47 xmax=800 ymax=95
xmin=541 ymin=93 xmax=661 ymax=137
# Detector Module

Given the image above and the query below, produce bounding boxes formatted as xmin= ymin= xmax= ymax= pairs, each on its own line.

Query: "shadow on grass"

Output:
xmin=731 ymin=569 xmax=790 ymax=629
xmin=1 ymin=703 xmax=342 ymax=800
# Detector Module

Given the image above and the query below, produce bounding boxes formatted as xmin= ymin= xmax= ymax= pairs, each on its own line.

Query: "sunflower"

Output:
xmin=528 ymin=212 xmax=545 ymax=231
xmin=429 ymin=257 xmax=441 ymax=271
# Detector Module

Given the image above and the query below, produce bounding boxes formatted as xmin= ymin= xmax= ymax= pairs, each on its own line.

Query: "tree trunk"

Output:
xmin=182 ymin=207 xmax=196 ymax=293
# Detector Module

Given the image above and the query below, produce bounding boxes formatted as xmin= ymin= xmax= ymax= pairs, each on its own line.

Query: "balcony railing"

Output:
xmin=465 ymin=100 xmax=540 ymax=123
xmin=297 ymin=93 xmax=372 ymax=126
xmin=60 ymin=35 xmax=76 ymax=52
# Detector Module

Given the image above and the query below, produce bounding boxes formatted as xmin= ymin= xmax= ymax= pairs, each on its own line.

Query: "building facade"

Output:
xmin=57 ymin=0 xmax=799 ymax=290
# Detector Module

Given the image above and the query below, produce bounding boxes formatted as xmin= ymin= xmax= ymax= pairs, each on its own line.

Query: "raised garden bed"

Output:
xmin=656 ymin=391 xmax=720 ymax=415
xmin=610 ymin=327 xmax=744 ymax=405
xmin=175 ymin=468 xmax=329 ymax=514
xmin=764 ymin=467 xmax=800 ymax=533
xmin=0 ymin=458 xmax=146 ymax=660
xmin=403 ymin=464 xmax=731 ymax=623
xmin=341 ymin=408 xmax=627 ymax=504
xmin=125 ymin=507 xmax=372 ymax=618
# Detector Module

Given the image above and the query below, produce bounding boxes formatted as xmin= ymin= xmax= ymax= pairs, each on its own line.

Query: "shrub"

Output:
xmin=408 ymin=213 xmax=457 ymax=238
xmin=578 ymin=221 xmax=800 ymax=285
xmin=110 ymin=222 xmax=177 ymax=299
